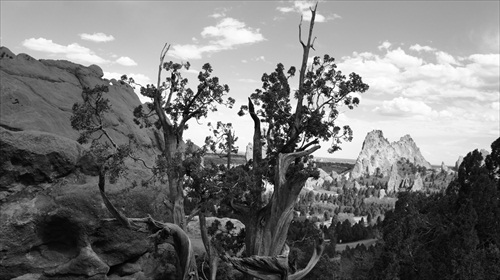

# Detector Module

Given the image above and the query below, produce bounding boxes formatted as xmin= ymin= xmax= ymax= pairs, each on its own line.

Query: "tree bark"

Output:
xmin=98 ymin=169 xmax=198 ymax=279
xmin=199 ymin=211 xmax=219 ymax=280
xmin=248 ymin=147 xmax=320 ymax=257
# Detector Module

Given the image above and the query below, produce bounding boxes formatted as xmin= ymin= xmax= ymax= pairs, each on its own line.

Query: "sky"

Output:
xmin=1 ymin=1 xmax=499 ymax=165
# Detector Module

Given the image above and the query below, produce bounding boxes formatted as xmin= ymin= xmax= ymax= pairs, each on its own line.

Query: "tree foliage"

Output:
xmin=372 ymin=137 xmax=500 ymax=280
xmin=71 ymin=84 xmax=199 ymax=279
xmin=219 ymin=4 xmax=368 ymax=280
xmin=122 ymin=43 xmax=234 ymax=230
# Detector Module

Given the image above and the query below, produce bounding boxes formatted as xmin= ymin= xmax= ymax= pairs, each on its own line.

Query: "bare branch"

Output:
xmin=299 ymin=139 xmax=320 ymax=152
xmin=186 ymin=206 xmax=201 ymax=225
xmin=129 ymin=154 xmax=153 ymax=170
xmin=248 ymin=98 xmax=262 ymax=166
xmin=277 ymin=145 xmax=321 ymax=185
xmin=153 ymin=43 xmax=173 ymax=141
xmin=291 ymin=3 xmax=318 ymax=151
xmin=100 ymin=128 xmax=118 ymax=149
xmin=311 ymin=37 xmax=317 ymax=51
xmin=288 ymin=237 xmax=324 ymax=280
xmin=299 ymin=16 xmax=306 ymax=48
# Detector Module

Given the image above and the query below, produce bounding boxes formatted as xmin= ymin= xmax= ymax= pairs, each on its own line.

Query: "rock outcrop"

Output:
xmin=441 ymin=162 xmax=449 ymax=173
xmin=0 ymin=47 xmax=175 ymax=279
xmin=304 ymin=168 xmax=333 ymax=190
xmin=387 ymin=163 xmax=400 ymax=193
xmin=0 ymin=128 xmax=87 ymax=189
xmin=244 ymin=142 xmax=267 ymax=162
xmin=411 ymin=172 xmax=424 ymax=192
xmin=0 ymin=46 xmax=158 ymax=158
xmin=351 ymin=130 xmax=431 ymax=179
xmin=245 ymin=143 xmax=253 ymax=162
xmin=455 ymin=156 xmax=464 ymax=170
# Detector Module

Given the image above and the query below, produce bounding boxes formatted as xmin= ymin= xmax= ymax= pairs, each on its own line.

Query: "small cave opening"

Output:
xmin=35 ymin=214 xmax=83 ymax=258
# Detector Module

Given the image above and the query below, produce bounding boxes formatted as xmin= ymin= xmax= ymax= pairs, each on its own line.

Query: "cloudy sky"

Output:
xmin=1 ymin=1 xmax=498 ymax=165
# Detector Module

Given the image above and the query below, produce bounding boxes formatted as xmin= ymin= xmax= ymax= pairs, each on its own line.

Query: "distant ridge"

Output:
xmin=314 ymin=157 xmax=357 ymax=164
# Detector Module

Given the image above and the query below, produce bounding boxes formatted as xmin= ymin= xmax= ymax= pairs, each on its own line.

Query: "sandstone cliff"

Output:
xmin=351 ymin=130 xmax=431 ymax=179
xmin=0 ymin=47 xmax=175 ymax=279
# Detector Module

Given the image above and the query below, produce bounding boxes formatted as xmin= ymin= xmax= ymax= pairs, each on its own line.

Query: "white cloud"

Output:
xmin=374 ymin=97 xmax=434 ymax=117
xmin=436 ymin=51 xmax=459 ymax=65
xmin=338 ymin=44 xmax=499 ymax=102
xmin=373 ymin=97 xmax=466 ymax=122
xmin=255 ymin=56 xmax=266 ymax=62
xmin=79 ymin=32 xmax=115 ymax=43
xmin=22 ymin=37 xmax=108 ymax=65
xmin=116 ymin=56 xmax=138 ymax=66
xmin=169 ymin=17 xmax=265 ymax=60
xmin=409 ymin=44 xmax=435 ymax=52
xmin=492 ymin=102 xmax=500 ymax=110
xmin=210 ymin=7 xmax=229 ymax=19
xmin=378 ymin=41 xmax=391 ymax=50
xmin=276 ymin=1 xmax=338 ymax=23
xmin=170 ymin=44 xmax=221 ymax=60
xmin=468 ymin=53 xmax=500 ymax=67
xmin=202 ymin=18 xmax=265 ymax=47
xmin=211 ymin=12 xmax=225 ymax=19
xmin=385 ymin=48 xmax=423 ymax=69
xmin=277 ymin=6 xmax=294 ymax=13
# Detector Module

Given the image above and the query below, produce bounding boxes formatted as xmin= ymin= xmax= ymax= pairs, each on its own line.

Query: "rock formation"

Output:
xmin=378 ymin=189 xmax=386 ymax=199
xmin=399 ymin=174 xmax=411 ymax=190
xmin=245 ymin=142 xmax=253 ymax=162
xmin=351 ymin=130 xmax=431 ymax=179
xmin=0 ymin=47 xmax=177 ymax=279
xmin=441 ymin=162 xmax=449 ymax=173
xmin=455 ymin=156 xmax=464 ymax=170
xmin=387 ymin=163 xmax=400 ymax=194
xmin=304 ymin=168 xmax=333 ymax=190
xmin=245 ymin=141 xmax=267 ymax=162
xmin=411 ymin=172 xmax=424 ymax=192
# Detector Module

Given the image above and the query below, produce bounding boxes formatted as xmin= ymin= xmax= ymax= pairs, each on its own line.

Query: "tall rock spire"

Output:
xmin=351 ymin=130 xmax=431 ymax=179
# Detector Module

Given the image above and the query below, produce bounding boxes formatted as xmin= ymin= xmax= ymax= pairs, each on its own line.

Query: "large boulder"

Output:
xmin=0 ymin=188 xmax=173 ymax=280
xmin=0 ymin=128 xmax=85 ymax=188
xmin=351 ymin=130 xmax=431 ymax=179
xmin=0 ymin=46 xmax=159 ymax=164
xmin=0 ymin=47 xmax=177 ymax=279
